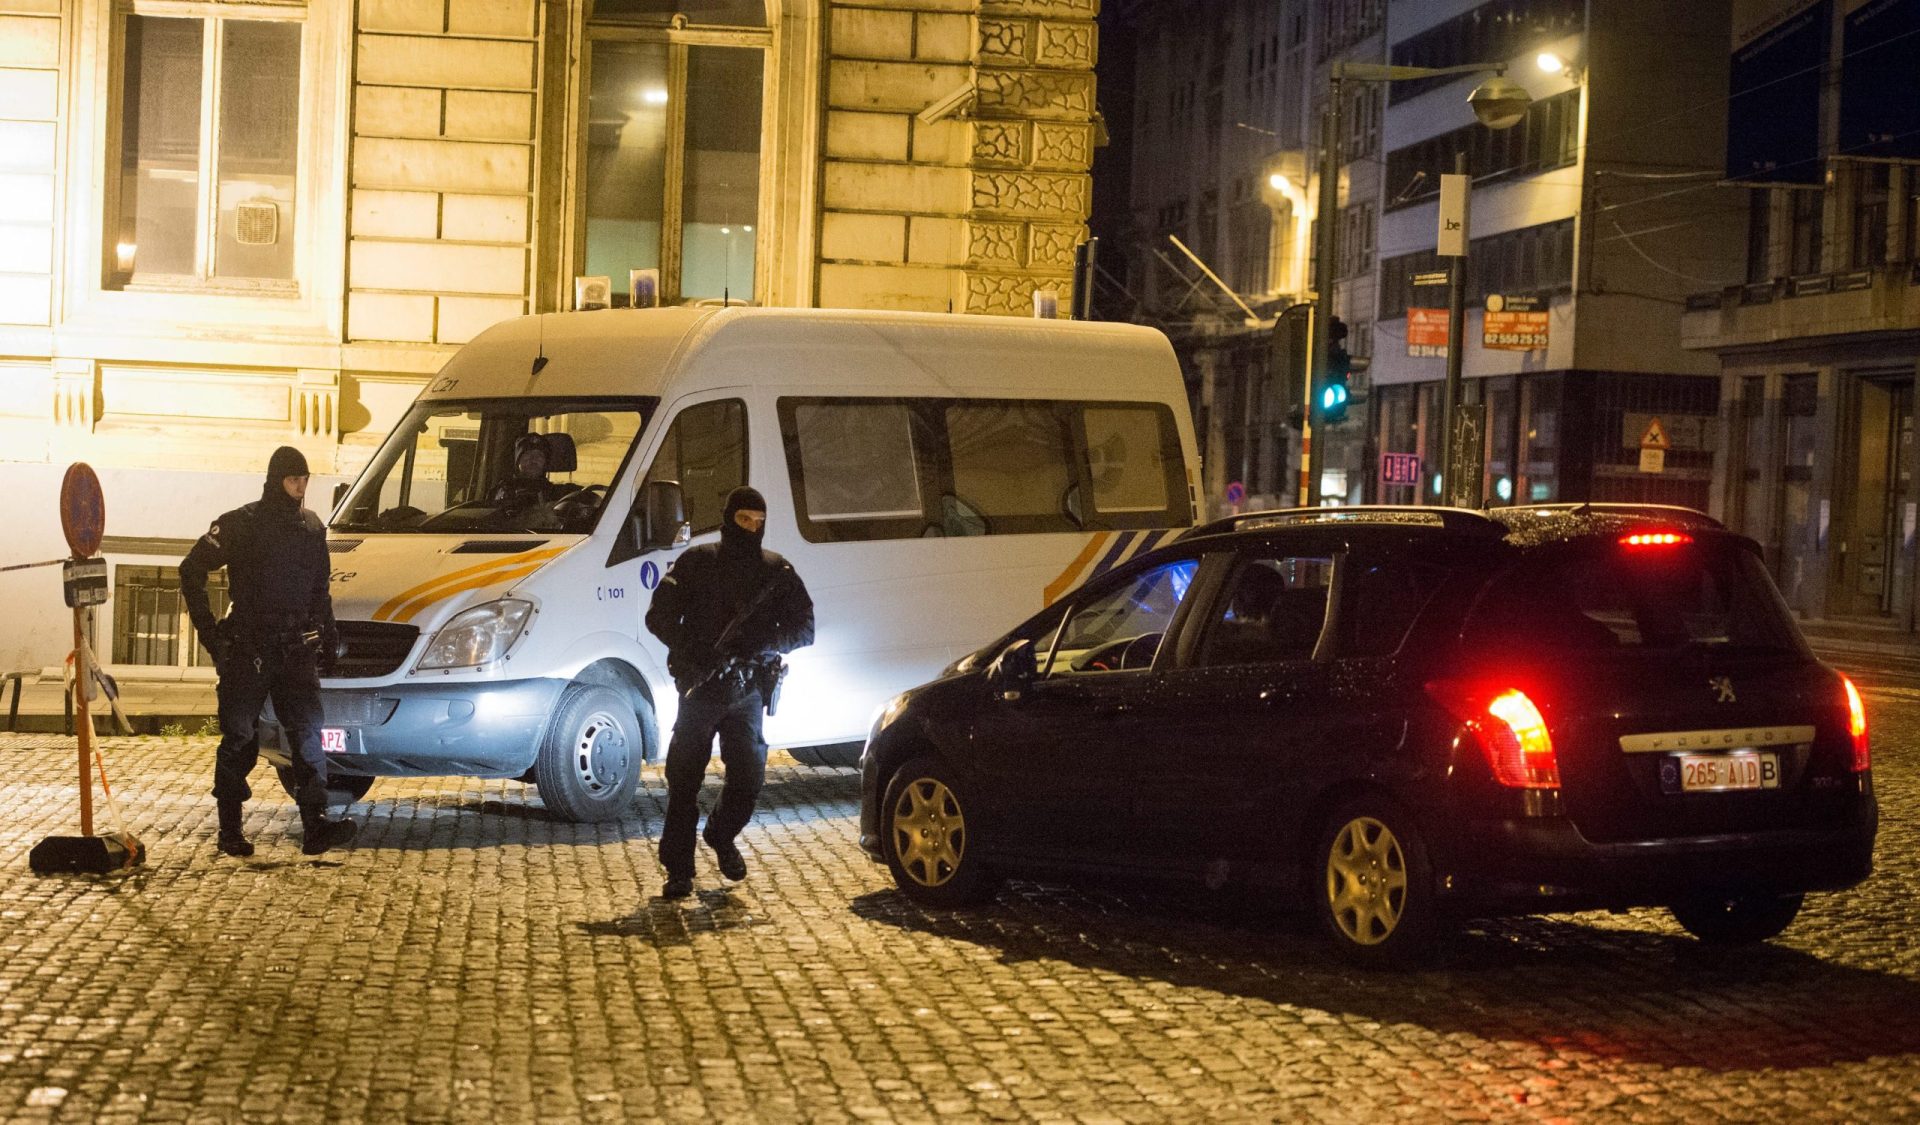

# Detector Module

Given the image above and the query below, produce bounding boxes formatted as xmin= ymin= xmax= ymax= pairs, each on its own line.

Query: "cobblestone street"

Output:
xmin=3 ymin=673 xmax=1919 ymax=1123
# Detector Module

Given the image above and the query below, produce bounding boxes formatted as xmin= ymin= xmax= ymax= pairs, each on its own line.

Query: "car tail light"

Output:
xmin=1620 ymin=532 xmax=1693 ymax=548
xmin=1842 ymin=674 xmax=1869 ymax=772
xmin=1427 ymin=682 xmax=1561 ymax=789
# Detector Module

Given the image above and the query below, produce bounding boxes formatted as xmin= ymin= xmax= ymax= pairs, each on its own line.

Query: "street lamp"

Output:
xmin=1305 ymin=61 xmax=1530 ymax=506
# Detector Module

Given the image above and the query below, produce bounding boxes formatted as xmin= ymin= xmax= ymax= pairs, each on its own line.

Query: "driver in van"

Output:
xmin=489 ymin=433 xmax=574 ymax=509
xmin=645 ymin=486 xmax=815 ymax=900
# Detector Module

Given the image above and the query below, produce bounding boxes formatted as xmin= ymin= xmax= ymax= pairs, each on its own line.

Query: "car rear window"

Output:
xmin=1466 ymin=537 xmax=1804 ymax=654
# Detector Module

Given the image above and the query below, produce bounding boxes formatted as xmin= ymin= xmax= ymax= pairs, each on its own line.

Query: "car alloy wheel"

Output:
xmin=891 ymin=776 xmax=966 ymax=888
xmin=1325 ymin=815 xmax=1409 ymax=946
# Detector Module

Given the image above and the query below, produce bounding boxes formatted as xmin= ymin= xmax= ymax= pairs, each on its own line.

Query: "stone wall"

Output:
xmin=0 ymin=0 xmax=59 ymax=329
xmin=819 ymin=0 xmax=1099 ymax=316
xmin=346 ymin=0 xmax=538 ymax=346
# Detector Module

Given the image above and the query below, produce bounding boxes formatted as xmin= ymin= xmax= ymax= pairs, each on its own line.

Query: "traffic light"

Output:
xmin=1317 ymin=316 xmax=1352 ymax=425
xmin=1270 ymin=304 xmax=1312 ymax=430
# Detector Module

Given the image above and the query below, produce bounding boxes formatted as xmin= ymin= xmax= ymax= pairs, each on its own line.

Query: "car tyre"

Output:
xmin=883 ymin=755 xmax=999 ymax=907
xmin=275 ymin=767 xmax=376 ymax=810
xmin=1312 ymin=795 xmax=1442 ymax=969
xmin=533 ymin=684 xmax=642 ymax=823
xmin=1669 ymin=893 xmax=1804 ymax=945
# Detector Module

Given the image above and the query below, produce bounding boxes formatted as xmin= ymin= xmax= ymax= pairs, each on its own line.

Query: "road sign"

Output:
xmin=1640 ymin=416 xmax=1671 ymax=450
xmin=62 ymin=558 xmax=108 ymax=608
xmin=59 ymin=463 xmax=105 ymax=559
xmin=1225 ymin=480 xmax=1247 ymax=505
xmin=1381 ymin=452 xmax=1422 ymax=486
xmin=1639 ymin=448 xmax=1667 ymax=474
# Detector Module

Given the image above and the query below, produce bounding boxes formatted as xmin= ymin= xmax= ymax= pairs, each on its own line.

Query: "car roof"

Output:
xmin=1177 ymin=503 xmax=1727 ymax=551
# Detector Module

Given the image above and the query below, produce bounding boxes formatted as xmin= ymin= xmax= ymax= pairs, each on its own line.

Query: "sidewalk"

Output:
xmin=3 ymin=667 xmax=217 ymax=735
xmin=1796 ymin=618 xmax=1920 ymax=661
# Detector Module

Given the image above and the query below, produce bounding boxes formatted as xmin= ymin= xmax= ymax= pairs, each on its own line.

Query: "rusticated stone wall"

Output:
xmin=820 ymin=0 xmax=1099 ymax=316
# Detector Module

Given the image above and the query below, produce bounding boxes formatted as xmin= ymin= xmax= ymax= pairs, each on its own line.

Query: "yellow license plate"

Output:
xmin=1677 ymin=751 xmax=1778 ymax=792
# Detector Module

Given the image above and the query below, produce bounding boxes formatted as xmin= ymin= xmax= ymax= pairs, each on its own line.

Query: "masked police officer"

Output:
xmin=180 ymin=446 xmax=357 ymax=858
xmin=645 ymin=486 xmax=813 ymax=898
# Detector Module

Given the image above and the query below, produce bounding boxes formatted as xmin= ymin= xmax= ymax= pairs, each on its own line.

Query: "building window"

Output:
xmin=1384 ymin=90 xmax=1579 ymax=210
xmin=107 ymin=11 xmax=303 ymax=291
xmin=1853 ymin=163 xmax=1890 ymax=269
xmin=1388 ymin=0 xmax=1584 ymax=105
xmin=1339 ymin=203 xmax=1374 ymax=278
xmin=1378 ymin=219 xmax=1575 ymax=319
xmin=112 ymin=565 xmax=228 ymax=668
xmin=583 ymin=11 xmax=768 ymax=306
xmin=1789 ymin=188 xmax=1824 ymax=275
xmin=1746 ymin=188 xmax=1773 ymax=284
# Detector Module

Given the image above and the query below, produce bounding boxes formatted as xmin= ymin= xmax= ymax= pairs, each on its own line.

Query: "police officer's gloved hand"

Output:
xmin=318 ymin=626 xmax=343 ymax=675
xmin=204 ymin=622 xmax=231 ymax=668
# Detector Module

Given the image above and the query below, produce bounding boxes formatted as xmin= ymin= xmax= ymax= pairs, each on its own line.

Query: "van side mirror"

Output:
xmin=641 ymin=479 xmax=690 ymax=550
xmin=987 ymin=638 xmax=1037 ymax=699
xmin=331 ymin=481 xmax=350 ymax=511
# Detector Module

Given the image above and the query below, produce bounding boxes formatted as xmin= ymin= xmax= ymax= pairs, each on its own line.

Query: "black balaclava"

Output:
xmin=263 ymin=445 xmax=309 ymax=509
xmin=718 ymin=486 xmax=766 ymax=560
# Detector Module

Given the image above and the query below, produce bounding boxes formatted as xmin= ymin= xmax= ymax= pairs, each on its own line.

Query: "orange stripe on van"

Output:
xmin=387 ymin=562 xmax=550 ymax=624
xmin=372 ymin=546 xmax=567 ymax=621
xmin=1043 ymin=532 xmax=1112 ymax=605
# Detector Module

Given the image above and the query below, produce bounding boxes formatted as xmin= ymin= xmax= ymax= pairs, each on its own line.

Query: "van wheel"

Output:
xmin=883 ymin=756 xmax=999 ymax=907
xmin=1670 ymin=893 xmax=1803 ymax=945
xmin=534 ymin=684 xmax=642 ymax=823
xmin=1312 ymin=796 xmax=1442 ymax=969
xmin=275 ymin=767 xmax=376 ymax=809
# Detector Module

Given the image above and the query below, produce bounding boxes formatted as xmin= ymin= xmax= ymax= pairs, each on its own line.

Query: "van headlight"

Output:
xmin=416 ymin=599 xmax=534 ymax=670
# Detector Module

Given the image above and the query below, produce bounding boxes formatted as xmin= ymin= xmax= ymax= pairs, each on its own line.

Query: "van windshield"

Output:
xmin=332 ymin=398 xmax=653 ymax=535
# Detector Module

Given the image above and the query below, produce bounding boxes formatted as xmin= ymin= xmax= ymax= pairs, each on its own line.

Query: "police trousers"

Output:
xmin=213 ymin=633 xmax=329 ymax=813
xmin=658 ymin=679 xmax=766 ymax=879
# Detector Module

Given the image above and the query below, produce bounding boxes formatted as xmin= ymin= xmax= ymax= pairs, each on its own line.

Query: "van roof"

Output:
xmin=423 ymin=307 xmax=1182 ymax=402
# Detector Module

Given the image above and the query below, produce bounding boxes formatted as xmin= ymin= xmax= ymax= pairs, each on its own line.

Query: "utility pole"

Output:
xmin=1307 ymin=89 xmax=1342 ymax=507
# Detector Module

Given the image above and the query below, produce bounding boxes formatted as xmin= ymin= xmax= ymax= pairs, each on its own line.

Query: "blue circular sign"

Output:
xmin=639 ymin=561 xmax=661 ymax=590
xmin=60 ymin=462 xmax=105 ymax=558
xmin=1224 ymin=480 xmax=1246 ymax=505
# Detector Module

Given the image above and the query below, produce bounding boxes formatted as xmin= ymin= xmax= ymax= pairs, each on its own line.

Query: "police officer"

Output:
xmin=645 ymin=486 xmax=813 ymax=898
xmin=490 ymin=432 xmax=573 ymax=508
xmin=180 ymin=446 xmax=357 ymax=858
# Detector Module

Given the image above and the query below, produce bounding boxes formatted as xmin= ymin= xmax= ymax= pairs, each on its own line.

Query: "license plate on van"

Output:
xmin=321 ymin=728 xmax=351 ymax=755
xmin=1677 ymin=751 xmax=1778 ymax=792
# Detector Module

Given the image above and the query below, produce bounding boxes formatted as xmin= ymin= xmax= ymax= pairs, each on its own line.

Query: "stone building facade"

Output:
xmin=0 ymin=0 xmax=1100 ymax=671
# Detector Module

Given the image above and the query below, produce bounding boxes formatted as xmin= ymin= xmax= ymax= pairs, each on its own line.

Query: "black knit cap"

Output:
xmin=266 ymin=445 xmax=310 ymax=482
xmin=723 ymin=486 xmax=766 ymax=517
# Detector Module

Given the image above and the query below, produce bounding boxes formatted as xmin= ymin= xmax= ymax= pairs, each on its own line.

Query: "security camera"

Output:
xmin=1468 ymin=76 xmax=1532 ymax=130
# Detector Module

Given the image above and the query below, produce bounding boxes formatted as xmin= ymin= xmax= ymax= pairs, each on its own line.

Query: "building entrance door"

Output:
xmin=1838 ymin=375 xmax=1916 ymax=620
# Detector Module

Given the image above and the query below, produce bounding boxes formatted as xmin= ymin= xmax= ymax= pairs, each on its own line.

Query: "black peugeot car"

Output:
xmin=857 ymin=504 xmax=1878 ymax=967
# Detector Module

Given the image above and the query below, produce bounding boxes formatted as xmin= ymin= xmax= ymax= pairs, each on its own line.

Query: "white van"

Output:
xmin=266 ymin=307 xmax=1198 ymax=821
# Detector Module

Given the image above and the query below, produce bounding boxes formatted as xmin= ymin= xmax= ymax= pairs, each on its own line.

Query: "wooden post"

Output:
xmin=72 ymin=603 xmax=92 ymax=837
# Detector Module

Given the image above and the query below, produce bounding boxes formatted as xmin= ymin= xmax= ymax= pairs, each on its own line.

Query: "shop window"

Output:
xmin=107 ymin=12 xmax=303 ymax=290
xmin=583 ymin=17 xmax=767 ymax=306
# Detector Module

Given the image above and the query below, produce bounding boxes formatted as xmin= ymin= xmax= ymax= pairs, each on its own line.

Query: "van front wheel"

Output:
xmin=534 ymin=684 xmax=642 ymax=822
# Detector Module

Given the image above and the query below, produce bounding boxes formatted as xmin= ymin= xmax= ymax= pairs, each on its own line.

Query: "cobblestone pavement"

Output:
xmin=2 ymin=679 xmax=1918 ymax=1124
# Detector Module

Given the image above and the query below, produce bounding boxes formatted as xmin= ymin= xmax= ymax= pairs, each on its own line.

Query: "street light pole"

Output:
xmin=1303 ymin=60 xmax=1529 ymax=508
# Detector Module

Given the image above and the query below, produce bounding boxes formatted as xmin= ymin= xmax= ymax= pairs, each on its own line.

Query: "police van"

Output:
xmin=266 ymin=307 xmax=1199 ymax=821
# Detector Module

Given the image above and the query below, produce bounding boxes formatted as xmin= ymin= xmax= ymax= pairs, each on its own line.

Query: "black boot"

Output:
xmin=300 ymin=807 xmax=358 ymax=856
xmin=216 ymin=799 xmax=253 ymax=858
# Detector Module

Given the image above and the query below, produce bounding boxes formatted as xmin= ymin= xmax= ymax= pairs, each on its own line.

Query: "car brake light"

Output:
xmin=1427 ymin=682 xmax=1561 ymax=789
xmin=1620 ymin=532 xmax=1692 ymax=547
xmin=1842 ymin=674 xmax=1870 ymax=772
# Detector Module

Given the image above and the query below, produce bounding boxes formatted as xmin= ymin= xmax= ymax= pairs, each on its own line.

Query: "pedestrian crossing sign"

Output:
xmin=1639 ymin=417 xmax=1671 ymax=450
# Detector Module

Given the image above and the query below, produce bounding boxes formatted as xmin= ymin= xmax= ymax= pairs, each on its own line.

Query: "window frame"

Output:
xmin=1039 ymin=554 xmax=1204 ymax=678
xmin=575 ymin=13 xmax=773 ymax=306
xmin=776 ymin=395 xmax=1192 ymax=544
xmin=103 ymin=0 xmax=310 ymax=297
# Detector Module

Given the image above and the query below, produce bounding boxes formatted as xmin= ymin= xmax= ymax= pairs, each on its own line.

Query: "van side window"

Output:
xmin=790 ymin=402 xmax=927 ymax=525
xmin=642 ymin=399 xmax=746 ymax=536
xmin=1197 ymin=556 xmax=1335 ymax=666
xmin=946 ymin=402 xmax=1077 ymax=530
xmin=778 ymin=396 xmax=1192 ymax=543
